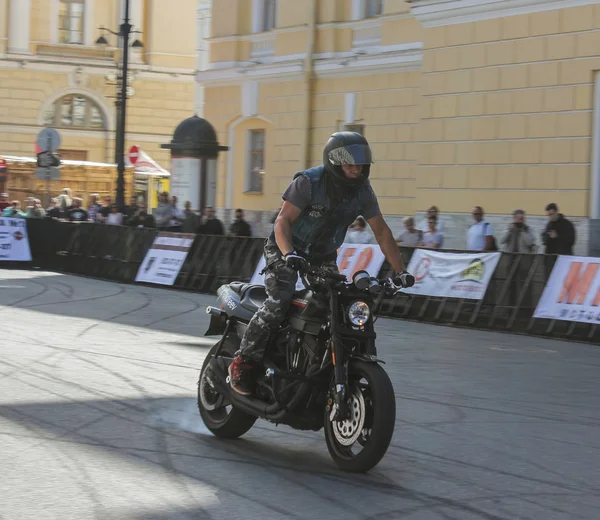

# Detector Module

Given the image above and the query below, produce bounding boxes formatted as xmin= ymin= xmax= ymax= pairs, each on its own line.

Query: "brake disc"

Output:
xmin=331 ymin=387 xmax=366 ymax=446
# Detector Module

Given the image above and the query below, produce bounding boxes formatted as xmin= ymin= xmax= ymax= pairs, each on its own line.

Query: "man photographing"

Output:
xmin=229 ymin=131 xmax=415 ymax=396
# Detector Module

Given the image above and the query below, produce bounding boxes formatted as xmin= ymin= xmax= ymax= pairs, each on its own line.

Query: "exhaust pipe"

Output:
xmin=206 ymin=306 xmax=225 ymax=317
xmin=207 ymin=359 xmax=317 ymax=421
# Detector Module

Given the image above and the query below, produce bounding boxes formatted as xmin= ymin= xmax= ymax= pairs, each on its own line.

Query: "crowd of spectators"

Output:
xmin=2 ymin=189 xmax=577 ymax=254
xmin=344 ymin=203 xmax=575 ymax=255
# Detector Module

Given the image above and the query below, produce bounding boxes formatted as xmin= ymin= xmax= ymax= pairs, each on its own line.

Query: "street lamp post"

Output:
xmin=96 ymin=0 xmax=143 ymax=210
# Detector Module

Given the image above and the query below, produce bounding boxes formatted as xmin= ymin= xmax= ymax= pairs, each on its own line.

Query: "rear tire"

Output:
xmin=324 ymin=361 xmax=396 ymax=473
xmin=197 ymin=340 xmax=256 ymax=439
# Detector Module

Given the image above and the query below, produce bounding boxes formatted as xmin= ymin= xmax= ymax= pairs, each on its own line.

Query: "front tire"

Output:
xmin=197 ymin=340 xmax=257 ymax=439
xmin=324 ymin=361 xmax=396 ymax=473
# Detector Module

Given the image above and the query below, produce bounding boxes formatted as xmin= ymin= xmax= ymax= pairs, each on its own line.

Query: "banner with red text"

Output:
xmin=250 ymin=243 xmax=386 ymax=290
xmin=534 ymin=255 xmax=600 ymax=323
xmin=404 ymin=249 xmax=501 ymax=300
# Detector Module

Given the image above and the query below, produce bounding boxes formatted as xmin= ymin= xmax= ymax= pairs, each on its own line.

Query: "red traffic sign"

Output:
xmin=129 ymin=145 xmax=140 ymax=164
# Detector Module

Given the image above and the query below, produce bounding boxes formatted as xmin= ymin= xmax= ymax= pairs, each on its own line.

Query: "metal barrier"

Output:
xmin=21 ymin=220 xmax=599 ymax=344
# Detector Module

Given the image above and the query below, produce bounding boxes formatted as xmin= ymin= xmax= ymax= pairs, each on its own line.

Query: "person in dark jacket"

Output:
xmin=197 ymin=206 xmax=224 ymax=235
xmin=127 ymin=205 xmax=156 ymax=228
xmin=542 ymin=203 xmax=575 ymax=255
xmin=229 ymin=208 xmax=252 ymax=237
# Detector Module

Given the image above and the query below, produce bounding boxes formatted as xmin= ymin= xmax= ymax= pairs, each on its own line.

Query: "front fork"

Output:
xmin=329 ymin=290 xmax=350 ymax=421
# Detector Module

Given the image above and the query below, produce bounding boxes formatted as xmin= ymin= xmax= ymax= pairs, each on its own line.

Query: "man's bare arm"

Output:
xmin=274 ymin=201 xmax=302 ymax=255
xmin=368 ymin=214 xmax=407 ymax=274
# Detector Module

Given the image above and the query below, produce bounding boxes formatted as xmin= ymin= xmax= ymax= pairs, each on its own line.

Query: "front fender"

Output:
xmin=350 ymin=353 xmax=385 ymax=364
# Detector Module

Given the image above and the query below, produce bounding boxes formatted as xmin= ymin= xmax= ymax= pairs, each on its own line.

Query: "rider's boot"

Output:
xmin=228 ymin=352 xmax=254 ymax=396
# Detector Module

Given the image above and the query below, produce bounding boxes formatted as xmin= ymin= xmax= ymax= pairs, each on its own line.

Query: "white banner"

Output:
xmin=534 ymin=255 xmax=600 ymax=323
xmin=404 ymin=249 xmax=501 ymax=300
xmin=250 ymin=243 xmax=386 ymax=290
xmin=135 ymin=232 xmax=195 ymax=286
xmin=0 ymin=217 xmax=32 ymax=261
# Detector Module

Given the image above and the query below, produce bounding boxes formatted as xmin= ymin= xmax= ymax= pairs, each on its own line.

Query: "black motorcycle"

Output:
xmin=197 ymin=266 xmax=405 ymax=472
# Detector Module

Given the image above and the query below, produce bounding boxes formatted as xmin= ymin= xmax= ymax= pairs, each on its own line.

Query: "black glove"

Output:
xmin=394 ymin=272 xmax=415 ymax=288
xmin=283 ymin=252 xmax=307 ymax=272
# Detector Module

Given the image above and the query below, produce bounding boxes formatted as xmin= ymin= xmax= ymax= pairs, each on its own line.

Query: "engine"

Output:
xmin=272 ymin=326 xmax=321 ymax=373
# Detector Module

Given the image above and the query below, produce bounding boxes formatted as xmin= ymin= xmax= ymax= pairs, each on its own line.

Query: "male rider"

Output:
xmin=229 ymin=132 xmax=415 ymax=396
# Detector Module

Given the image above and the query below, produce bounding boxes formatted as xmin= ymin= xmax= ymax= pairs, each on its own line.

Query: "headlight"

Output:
xmin=348 ymin=301 xmax=370 ymax=326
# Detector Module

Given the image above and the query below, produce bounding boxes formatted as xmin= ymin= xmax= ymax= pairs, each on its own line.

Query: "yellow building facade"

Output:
xmin=0 ymin=0 xmax=198 ymax=169
xmin=199 ymin=0 xmax=600 ymax=253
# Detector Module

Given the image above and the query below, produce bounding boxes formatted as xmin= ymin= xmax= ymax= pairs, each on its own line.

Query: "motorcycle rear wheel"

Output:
xmin=324 ymin=360 xmax=396 ymax=473
xmin=197 ymin=341 xmax=257 ymax=439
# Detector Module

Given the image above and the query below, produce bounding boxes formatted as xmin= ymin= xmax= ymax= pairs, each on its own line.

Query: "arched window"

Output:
xmin=44 ymin=95 xmax=106 ymax=130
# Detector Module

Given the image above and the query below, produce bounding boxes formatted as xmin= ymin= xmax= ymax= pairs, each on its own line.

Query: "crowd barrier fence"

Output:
xmin=19 ymin=219 xmax=599 ymax=345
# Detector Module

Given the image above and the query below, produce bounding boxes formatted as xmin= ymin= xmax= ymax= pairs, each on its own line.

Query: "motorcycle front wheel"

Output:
xmin=324 ymin=360 xmax=396 ymax=473
xmin=197 ymin=341 xmax=257 ymax=439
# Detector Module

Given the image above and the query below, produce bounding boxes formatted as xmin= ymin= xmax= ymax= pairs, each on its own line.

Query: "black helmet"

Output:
xmin=323 ymin=132 xmax=372 ymax=187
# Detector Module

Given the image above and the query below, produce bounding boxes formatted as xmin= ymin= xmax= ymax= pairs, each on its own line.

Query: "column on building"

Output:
xmin=8 ymin=0 xmax=32 ymax=54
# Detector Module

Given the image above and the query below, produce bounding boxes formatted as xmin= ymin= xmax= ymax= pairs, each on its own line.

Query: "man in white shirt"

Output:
xmin=466 ymin=206 xmax=495 ymax=251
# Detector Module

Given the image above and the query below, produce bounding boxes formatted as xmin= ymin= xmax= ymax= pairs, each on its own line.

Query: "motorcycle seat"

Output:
xmin=240 ymin=285 xmax=267 ymax=313
xmin=229 ymin=282 xmax=248 ymax=294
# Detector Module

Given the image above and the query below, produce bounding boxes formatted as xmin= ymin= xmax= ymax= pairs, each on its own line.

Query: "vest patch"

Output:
xmin=307 ymin=204 xmax=328 ymax=218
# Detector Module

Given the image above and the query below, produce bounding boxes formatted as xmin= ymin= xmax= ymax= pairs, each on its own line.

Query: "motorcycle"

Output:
xmin=197 ymin=265 xmax=406 ymax=473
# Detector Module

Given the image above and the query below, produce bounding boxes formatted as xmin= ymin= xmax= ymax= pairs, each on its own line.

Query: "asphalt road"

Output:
xmin=0 ymin=269 xmax=599 ymax=520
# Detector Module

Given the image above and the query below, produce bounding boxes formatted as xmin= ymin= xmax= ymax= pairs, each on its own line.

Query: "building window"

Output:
xmin=44 ymin=95 xmax=106 ymax=130
xmin=263 ymin=0 xmax=277 ymax=31
xmin=345 ymin=124 xmax=365 ymax=136
xmin=59 ymin=0 xmax=85 ymax=44
xmin=365 ymin=0 xmax=383 ymax=18
xmin=247 ymin=130 xmax=265 ymax=193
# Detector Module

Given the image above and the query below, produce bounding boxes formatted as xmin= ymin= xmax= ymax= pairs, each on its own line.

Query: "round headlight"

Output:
xmin=348 ymin=301 xmax=370 ymax=326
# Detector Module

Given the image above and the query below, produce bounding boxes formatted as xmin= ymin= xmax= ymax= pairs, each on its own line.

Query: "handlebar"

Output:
xmin=303 ymin=265 xmax=347 ymax=282
xmin=301 ymin=265 xmax=408 ymax=297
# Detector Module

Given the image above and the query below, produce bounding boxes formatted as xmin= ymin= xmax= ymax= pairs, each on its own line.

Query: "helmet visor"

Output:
xmin=328 ymin=144 xmax=372 ymax=166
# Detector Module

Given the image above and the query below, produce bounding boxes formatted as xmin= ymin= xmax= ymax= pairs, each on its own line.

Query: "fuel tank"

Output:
xmin=287 ymin=289 xmax=328 ymax=335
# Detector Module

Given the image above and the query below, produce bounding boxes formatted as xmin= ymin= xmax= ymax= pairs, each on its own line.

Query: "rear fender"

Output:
xmin=205 ymin=314 xmax=227 ymax=337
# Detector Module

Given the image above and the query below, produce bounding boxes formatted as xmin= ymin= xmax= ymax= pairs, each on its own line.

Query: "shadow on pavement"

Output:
xmin=0 ymin=396 xmax=430 ymax=519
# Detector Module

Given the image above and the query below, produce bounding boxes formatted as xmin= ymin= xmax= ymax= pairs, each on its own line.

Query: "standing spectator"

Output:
xmin=0 ymin=193 xmax=10 ymax=212
xmin=396 ymin=217 xmax=423 ymax=247
xmin=56 ymin=188 xmax=72 ymax=214
xmin=26 ymin=199 xmax=46 ymax=219
xmin=127 ymin=204 xmax=156 ymax=228
xmin=542 ymin=203 xmax=575 ymax=255
xmin=422 ymin=217 xmax=444 ymax=249
xmin=67 ymin=198 xmax=89 ymax=222
xmin=154 ymin=192 xmax=174 ymax=230
xmin=3 ymin=201 xmax=26 ymax=218
xmin=97 ymin=195 xmax=113 ymax=223
xmin=345 ymin=216 xmax=373 ymax=244
xmin=46 ymin=198 xmax=62 ymax=219
xmin=87 ymin=194 xmax=102 ymax=222
xmin=169 ymin=195 xmax=185 ymax=232
xmin=122 ymin=195 xmax=139 ymax=222
xmin=501 ymin=209 xmax=535 ymax=253
xmin=181 ymin=201 xmax=199 ymax=233
xmin=229 ymin=208 xmax=252 ymax=237
xmin=197 ymin=206 xmax=224 ymax=235
xmin=107 ymin=204 xmax=123 ymax=225
xmin=417 ymin=205 xmax=446 ymax=234
xmin=467 ymin=206 xmax=496 ymax=251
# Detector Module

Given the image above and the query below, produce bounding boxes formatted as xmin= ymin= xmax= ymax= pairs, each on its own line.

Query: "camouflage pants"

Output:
xmin=239 ymin=244 xmax=337 ymax=361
